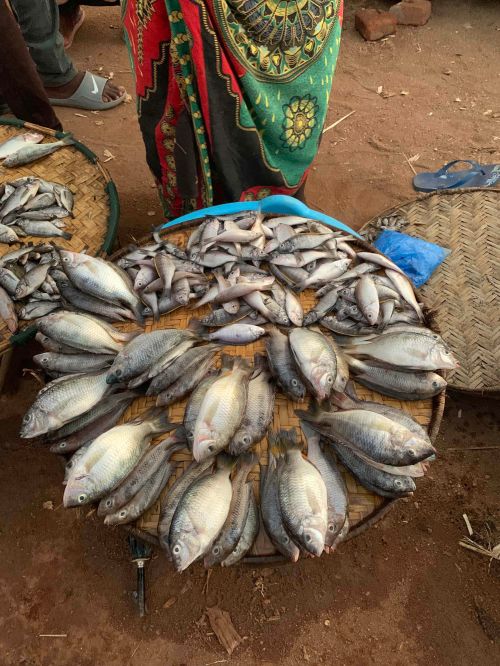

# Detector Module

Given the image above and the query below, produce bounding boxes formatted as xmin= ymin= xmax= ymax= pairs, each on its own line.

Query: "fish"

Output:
xmin=154 ymin=252 xmax=176 ymax=297
xmin=37 ymin=310 xmax=135 ymax=355
xmin=33 ymin=351 xmax=115 ymax=375
xmin=0 ymin=285 xmax=17 ymax=332
xmin=276 ymin=232 xmax=336 ymax=254
xmin=272 ymin=429 xmax=328 ymax=557
xmin=355 ymin=275 xmax=380 ymax=325
xmin=147 ymin=343 xmax=220 ymax=396
xmin=19 ymin=301 xmax=60 ymax=319
xmin=20 ymin=370 xmax=112 ymax=438
xmin=199 ymin=304 xmax=252 ymax=327
xmin=0 ymin=267 xmax=19 ymax=297
xmin=264 ymin=325 xmax=306 ymax=401
xmin=157 ymin=457 xmax=215 ymax=556
xmin=56 ymin=279 xmax=135 ymax=322
xmin=190 ymin=320 xmax=266 ymax=345
xmin=285 ymin=288 xmax=303 ymax=327
xmin=16 ymin=205 xmax=70 ymax=220
xmin=221 ymin=486 xmax=259 ymax=566
xmin=204 ymin=453 xmax=256 ymax=567
xmin=102 ymin=434 xmax=186 ymax=525
xmin=59 ymin=250 xmax=144 ymax=323
xmin=296 ymin=403 xmax=435 ymax=466
xmin=296 ymin=258 xmax=351 ymax=291
xmin=2 ymin=137 xmax=74 ymax=167
xmin=260 ymin=452 xmax=300 ymax=562
xmin=48 ymin=392 xmax=136 ymax=454
xmin=302 ymin=422 xmax=349 ymax=551
xmin=155 ymin=345 xmax=220 ymax=407
xmin=15 ymin=263 xmax=52 ymax=299
xmin=331 ymin=442 xmax=416 ymax=498
xmin=303 ymin=287 xmax=339 ymax=326
xmin=229 ymin=354 xmax=275 ymax=456
xmin=22 ymin=192 xmax=56 ymax=212
xmin=0 ymin=224 xmax=20 ymax=245
xmin=0 ymin=182 xmax=39 ymax=219
xmin=288 ymin=328 xmax=343 ymax=400
xmin=105 ymin=329 xmax=194 ymax=385
xmin=192 ymin=356 xmax=251 ymax=461
xmin=345 ymin=357 xmax=447 ymax=400
xmin=63 ymin=408 xmax=174 ymax=506
xmin=342 ymin=330 xmax=458 ymax=371
xmin=168 ymin=454 xmax=235 ymax=571
xmin=0 ymin=132 xmax=43 ymax=159
xmin=35 ymin=332 xmax=81 ymax=355
xmin=183 ymin=368 xmax=225 ymax=450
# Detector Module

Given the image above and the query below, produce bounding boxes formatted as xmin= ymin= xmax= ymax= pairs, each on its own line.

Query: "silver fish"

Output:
xmin=194 ymin=321 xmax=266 ymax=345
xmin=169 ymin=454 xmax=235 ymax=571
xmin=0 ymin=224 xmax=20 ymax=245
xmin=34 ymin=351 xmax=115 ymax=375
xmin=355 ymin=275 xmax=380 ymax=325
xmin=15 ymin=263 xmax=52 ymax=299
xmin=289 ymin=328 xmax=343 ymax=400
xmin=0 ymin=285 xmax=17 ymax=332
xmin=19 ymin=301 xmax=60 ymax=319
xmin=221 ymin=487 xmax=259 ymax=566
xmin=2 ymin=137 xmax=74 ymax=167
xmin=265 ymin=325 xmax=306 ymax=401
xmin=296 ymin=258 xmax=351 ymax=291
xmin=0 ymin=131 xmax=43 ymax=159
xmin=284 ymin=288 xmax=303 ymax=327
xmin=146 ymin=343 xmax=220 ymax=396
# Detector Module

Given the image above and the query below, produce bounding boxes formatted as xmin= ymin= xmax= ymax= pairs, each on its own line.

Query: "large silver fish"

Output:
xmin=2 ymin=137 xmax=74 ymax=167
xmin=289 ymin=328 xmax=344 ymax=400
xmin=221 ymin=487 xmax=259 ymax=566
xmin=169 ymin=454 xmax=235 ymax=571
xmin=265 ymin=325 xmax=306 ymax=401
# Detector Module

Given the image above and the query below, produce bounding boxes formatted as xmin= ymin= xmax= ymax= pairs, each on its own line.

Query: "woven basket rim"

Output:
xmin=360 ymin=187 xmax=500 ymax=395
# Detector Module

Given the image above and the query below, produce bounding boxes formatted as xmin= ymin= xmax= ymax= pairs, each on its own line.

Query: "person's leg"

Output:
xmin=0 ymin=0 xmax=62 ymax=130
xmin=10 ymin=0 xmax=76 ymax=87
xmin=11 ymin=0 xmax=125 ymax=105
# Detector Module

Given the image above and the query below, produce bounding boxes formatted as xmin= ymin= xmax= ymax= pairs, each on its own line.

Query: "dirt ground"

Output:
xmin=1 ymin=1 xmax=499 ymax=665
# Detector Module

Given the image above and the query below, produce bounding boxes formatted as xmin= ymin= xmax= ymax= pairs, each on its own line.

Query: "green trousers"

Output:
xmin=10 ymin=0 xmax=77 ymax=87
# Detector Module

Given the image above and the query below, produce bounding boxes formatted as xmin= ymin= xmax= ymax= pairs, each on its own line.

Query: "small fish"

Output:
xmin=19 ymin=301 xmax=60 ymax=319
xmin=34 ymin=352 xmax=115 ymax=375
xmin=221 ymin=487 xmax=259 ymax=566
xmin=0 ymin=182 xmax=39 ymax=219
xmin=265 ymin=325 xmax=306 ymax=401
xmin=272 ymin=429 xmax=328 ymax=557
xmin=276 ymin=232 xmax=335 ymax=253
xmin=20 ymin=370 xmax=112 ymax=438
xmin=0 ymin=224 xmax=20 ymax=245
xmin=200 ymin=304 xmax=252 ymax=327
xmin=147 ymin=343 xmax=220 ymax=396
xmin=289 ymin=328 xmax=344 ymax=400
xmin=158 ymin=457 xmax=215 ymax=556
xmin=385 ymin=269 xmax=424 ymax=321
xmin=284 ymin=288 xmax=303 ymax=327
xmin=204 ymin=453 xmax=256 ymax=567
xmin=0 ymin=267 xmax=20 ymax=296
xmin=63 ymin=408 xmax=175 ymax=506
xmin=0 ymin=132 xmax=43 ymax=159
xmin=355 ymin=275 xmax=380 ymax=325
xmin=17 ymin=206 xmax=70 ymax=220
xmin=229 ymin=354 xmax=275 ymax=455
xmin=296 ymin=258 xmax=351 ymax=291
xmin=183 ymin=370 xmax=224 ymax=450
xmin=190 ymin=320 xmax=266 ymax=345
xmin=22 ymin=192 xmax=56 ymax=211
xmin=303 ymin=287 xmax=339 ymax=325
xmin=193 ymin=357 xmax=252 ymax=461
xmin=2 ymin=137 xmax=74 ymax=167
xmin=15 ymin=263 xmax=52 ymax=300
xmin=169 ymin=454 xmax=235 ymax=571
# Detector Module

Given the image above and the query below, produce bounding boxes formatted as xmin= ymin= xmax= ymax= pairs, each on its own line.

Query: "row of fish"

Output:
xmin=0 ymin=131 xmax=74 ymax=168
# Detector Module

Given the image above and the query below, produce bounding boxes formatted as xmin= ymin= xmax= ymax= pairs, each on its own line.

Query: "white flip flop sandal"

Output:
xmin=49 ymin=71 xmax=126 ymax=111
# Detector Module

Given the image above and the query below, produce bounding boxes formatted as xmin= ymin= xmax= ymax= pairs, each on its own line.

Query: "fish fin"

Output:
xmin=61 ymin=136 xmax=75 ymax=146
xmin=270 ymin=428 xmax=302 ymax=457
xmin=187 ymin=318 xmax=207 ymax=339
xmin=295 ymin=401 xmax=323 ymax=424
xmin=231 ymin=355 xmax=251 ymax=374
xmin=60 ymin=231 xmax=73 ymax=240
xmin=131 ymin=406 xmax=177 ymax=434
xmin=220 ymin=353 xmax=234 ymax=371
xmin=251 ymin=352 xmax=267 ymax=378
xmin=216 ymin=452 xmax=238 ymax=470
xmin=238 ymin=451 xmax=258 ymax=471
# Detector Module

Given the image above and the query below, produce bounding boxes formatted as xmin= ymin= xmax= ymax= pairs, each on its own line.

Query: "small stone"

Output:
xmin=390 ymin=0 xmax=432 ymax=26
xmin=355 ymin=8 xmax=397 ymax=41
xmin=42 ymin=501 xmax=54 ymax=510
xmin=324 ymin=619 xmax=331 ymax=627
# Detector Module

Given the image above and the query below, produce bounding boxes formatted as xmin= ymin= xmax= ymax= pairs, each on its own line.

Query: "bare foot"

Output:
xmin=45 ymin=72 xmax=125 ymax=104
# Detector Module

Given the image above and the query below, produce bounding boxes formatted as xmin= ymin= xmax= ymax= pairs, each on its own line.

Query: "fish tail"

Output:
xmin=238 ymin=451 xmax=258 ymax=472
xmin=220 ymin=353 xmax=234 ymax=371
xmin=295 ymin=402 xmax=323 ymax=424
xmin=134 ymin=406 xmax=177 ymax=433
xmin=232 ymin=355 xmax=252 ymax=375
xmin=61 ymin=136 xmax=75 ymax=146
xmin=187 ymin=318 xmax=208 ymax=339
xmin=252 ymin=352 xmax=267 ymax=377
xmin=60 ymin=231 xmax=73 ymax=240
xmin=269 ymin=428 xmax=301 ymax=457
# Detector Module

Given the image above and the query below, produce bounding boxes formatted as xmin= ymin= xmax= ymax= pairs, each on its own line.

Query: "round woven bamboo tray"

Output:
xmin=0 ymin=118 xmax=120 ymax=356
xmin=360 ymin=188 xmax=500 ymax=394
xmin=109 ymin=223 xmax=446 ymax=562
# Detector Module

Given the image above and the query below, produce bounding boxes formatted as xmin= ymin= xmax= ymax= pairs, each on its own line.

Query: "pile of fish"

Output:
xmin=0 ymin=246 xmax=145 ymax=334
xmin=0 ymin=176 xmax=75 ymax=244
xmin=19 ymin=209 xmax=459 ymax=567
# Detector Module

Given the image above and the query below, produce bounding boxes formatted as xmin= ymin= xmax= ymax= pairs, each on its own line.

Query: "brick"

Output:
xmin=355 ymin=8 xmax=397 ymax=42
xmin=390 ymin=0 xmax=432 ymax=26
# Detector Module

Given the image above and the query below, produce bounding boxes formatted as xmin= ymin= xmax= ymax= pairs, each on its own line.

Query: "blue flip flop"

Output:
xmin=413 ymin=160 xmax=500 ymax=192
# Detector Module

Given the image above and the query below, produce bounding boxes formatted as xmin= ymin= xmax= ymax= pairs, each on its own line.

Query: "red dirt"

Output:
xmin=1 ymin=2 xmax=499 ymax=665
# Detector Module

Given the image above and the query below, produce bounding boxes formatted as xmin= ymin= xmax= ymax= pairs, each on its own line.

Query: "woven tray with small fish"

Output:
xmin=20 ymin=209 xmax=455 ymax=569
xmin=0 ymin=120 xmax=119 ymax=354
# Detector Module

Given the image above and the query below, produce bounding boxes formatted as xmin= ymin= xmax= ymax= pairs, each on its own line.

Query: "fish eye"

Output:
xmin=432 ymin=381 xmax=439 ymax=388
xmin=395 ymin=480 xmax=403 ymax=488
xmin=283 ymin=536 xmax=290 ymax=545
xmin=41 ymin=358 xmax=49 ymax=366
xmin=115 ymin=369 xmax=122 ymax=377
xmin=305 ymin=534 xmax=312 ymax=542
xmin=242 ymin=435 xmax=251 ymax=445
xmin=119 ymin=510 xmax=127 ymax=518
xmin=78 ymin=494 xmax=87 ymax=503
xmin=408 ymin=449 xmax=416 ymax=458
xmin=208 ymin=445 xmax=214 ymax=452
xmin=213 ymin=546 xmax=220 ymax=555
xmin=172 ymin=545 xmax=181 ymax=555
xmin=326 ymin=376 xmax=333 ymax=385
xmin=291 ymin=379 xmax=298 ymax=387
xmin=328 ymin=524 xmax=335 ymax=532
xmin=60 ymin=442 xmax=66 ymax=449
xmin=105 ymin=499 xmax=112 ymax=508
xmin=23 ymin=413 xmax=32 ymax=423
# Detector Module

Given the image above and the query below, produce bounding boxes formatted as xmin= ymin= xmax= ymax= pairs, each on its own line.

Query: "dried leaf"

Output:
xmin=163 ymin=596 xmax=177 ymax=609
xmin=147 ymin=210 xmax=156 ymax=217
xmin=408 ymin=154 xmax=420 ymax=163
xmin=206 ymin=606 xmax=242 ymax=655
xmin=95 ymin=120 xmax=104 ymax=126
xmin=103 ymin=149 xmax=115 ymax=163
xmin=74 ymin=113 xmax=88 ymax=118
xmin=43 ymin=501 xmax=54 ymax=510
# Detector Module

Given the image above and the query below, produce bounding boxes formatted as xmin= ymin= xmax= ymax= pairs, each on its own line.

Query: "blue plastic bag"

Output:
xmin=373 ymin=230 xmax=450 ymax=288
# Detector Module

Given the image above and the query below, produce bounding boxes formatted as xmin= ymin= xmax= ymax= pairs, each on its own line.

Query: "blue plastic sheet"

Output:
xmin=373 ymin=230 xmax=450 ymax=288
